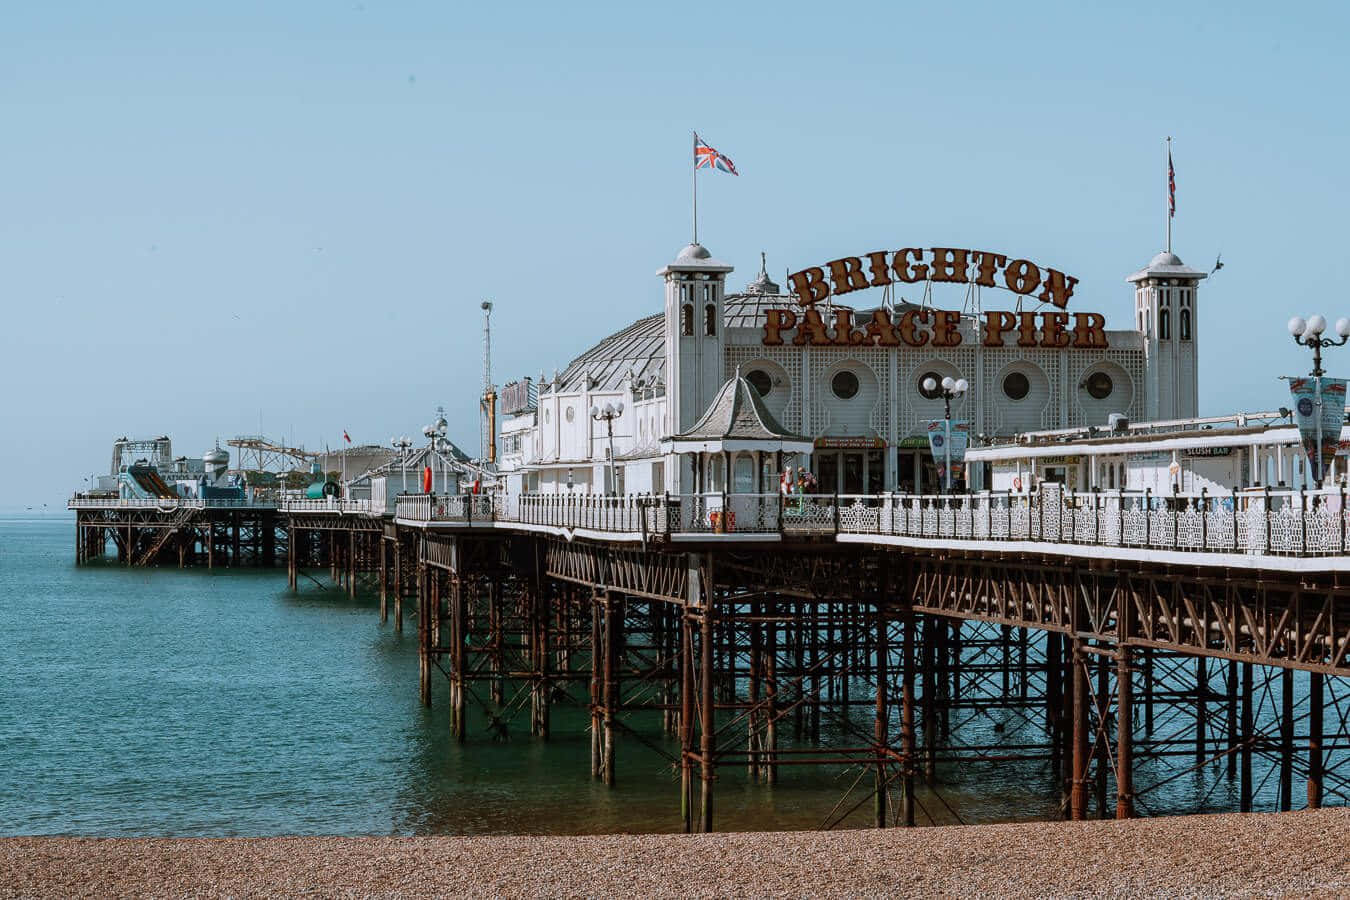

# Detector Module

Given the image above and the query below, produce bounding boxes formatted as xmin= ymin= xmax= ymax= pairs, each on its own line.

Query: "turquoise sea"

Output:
xmin=0 ymin=515 xmax=1303 ymax=836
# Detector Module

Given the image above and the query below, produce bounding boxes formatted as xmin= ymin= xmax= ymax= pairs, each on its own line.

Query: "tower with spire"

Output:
xmin=1128 ymin=249 xmax=1205 ymax=420
xmin=659 ymin=242 xmax=733 ymax=490
xmin=1128 ymin=138 xmax=1206 ymax=420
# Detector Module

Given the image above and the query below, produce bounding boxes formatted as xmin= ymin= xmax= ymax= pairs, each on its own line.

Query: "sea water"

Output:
xmin=0 ymin=515 xmax=1294 ymax=836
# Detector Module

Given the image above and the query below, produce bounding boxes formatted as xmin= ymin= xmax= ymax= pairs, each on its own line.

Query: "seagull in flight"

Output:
xmin=1211 ymin=253 xmax=1224 ymax=274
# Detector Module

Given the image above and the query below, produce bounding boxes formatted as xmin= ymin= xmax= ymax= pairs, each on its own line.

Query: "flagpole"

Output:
xmin=1165 ymin=136 xmax=1172 ymax=254
xmin=692 ymin=130 xmax=698 ymax=245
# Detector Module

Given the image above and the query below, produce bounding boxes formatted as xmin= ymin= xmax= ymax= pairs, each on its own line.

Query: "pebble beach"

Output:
xmin=2 ymin=808 xmax=1346 ymax=899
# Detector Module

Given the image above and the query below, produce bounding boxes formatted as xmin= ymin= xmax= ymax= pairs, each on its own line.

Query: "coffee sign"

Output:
xmin=789 ymin=247 xmax=1079 ymax=309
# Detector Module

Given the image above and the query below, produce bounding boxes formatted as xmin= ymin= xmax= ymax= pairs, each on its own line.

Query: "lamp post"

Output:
xmin=591 ymin=402 xmax=624 ymax=495
xmin=922 ymin=375 xmax=968 ymax=493
xmin=391 ymin=435 xmax=413 ymax=492
xmin=1288 ymin=315 xmax=1350 ymax=486
xmin=429 ymin=408 xmax=450 ymax=492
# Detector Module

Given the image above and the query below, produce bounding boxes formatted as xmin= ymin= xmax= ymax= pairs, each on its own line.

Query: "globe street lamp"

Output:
xmin=423 ymin=409 xmax=450 ymax=493
xmin=922 ymin=375 xmax=969 ymax=493
xmin=1288 ymin=316 xmax=1350 ymax=486
xmin=591 ymin=402 xmax=623 ymax=495
xmin=390 ymin=435 xmax=413 ymax=492
xmin=1288 ymin=315 xmax=1350 ymax=378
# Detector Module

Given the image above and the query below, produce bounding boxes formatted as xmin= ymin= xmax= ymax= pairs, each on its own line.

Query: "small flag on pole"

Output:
xmin=1168 ymin=150 xmax=1175 ymax=218
xmin=694 ymin=133 xmax=738 ymax=175
xmin=343 ymin=430 xmax=351 ymax=443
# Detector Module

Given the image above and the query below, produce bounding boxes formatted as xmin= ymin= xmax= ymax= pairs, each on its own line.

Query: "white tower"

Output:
xmin=1128 ymin=251 xmax=1206 ymax=420
xmin=659 ymin=243 xmax=733 ymax=489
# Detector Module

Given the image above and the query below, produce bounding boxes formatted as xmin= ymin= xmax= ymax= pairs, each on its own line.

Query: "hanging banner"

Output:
xmin=1287 ymin=376 xmax=1347 ymax=482
xmin=926 ymin=419 xmax=969 ymax=463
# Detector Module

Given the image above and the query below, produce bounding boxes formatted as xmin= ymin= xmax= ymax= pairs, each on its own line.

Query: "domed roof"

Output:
xmin=658 ymin=243 xmax=733 ymax=275
xmin=548 ymin=314 xmax=666 ymax=394
xmin=1126 ymin=248 xmax=1208 ymax=283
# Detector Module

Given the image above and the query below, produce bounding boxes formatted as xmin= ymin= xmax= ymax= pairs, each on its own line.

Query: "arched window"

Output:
xmin=681 ymin=304 xmax=693 ymax=336
xmin=1179 ymin=308 xmax=1192 ymax=341
xmin=1158 ymin=307 xmax=1171 ymax=340
xmin=704 ymin=303 xmax=717 ymax=336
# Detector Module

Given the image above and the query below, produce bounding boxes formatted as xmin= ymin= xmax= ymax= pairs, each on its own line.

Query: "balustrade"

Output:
xmin=375 ymin=485 xmax=1350 ymax=558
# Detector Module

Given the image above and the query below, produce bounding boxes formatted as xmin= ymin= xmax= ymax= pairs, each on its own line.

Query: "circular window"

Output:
xmin=831 ymin=370 xmax=860 ymax=400
xmin=1085 ymin=371 xmax=1113 ymax=400
xmin=1003 ymin=371 xmax=1030 ymax=401
xmin=746 ymin=369 xmax=773 ymax=397
xmin=565 ymin=406 xmax=575 ymax=422
xmin=917 ymin=371 xmax=944 ymax=400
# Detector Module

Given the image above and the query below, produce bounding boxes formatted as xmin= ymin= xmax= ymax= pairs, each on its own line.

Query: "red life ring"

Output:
xmin=1013 ymin=476 xmax=1023 ymax=491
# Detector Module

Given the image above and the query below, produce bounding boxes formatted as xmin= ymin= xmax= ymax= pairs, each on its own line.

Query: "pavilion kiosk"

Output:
xmin=661 ymin=372 xmax=813 ymax=532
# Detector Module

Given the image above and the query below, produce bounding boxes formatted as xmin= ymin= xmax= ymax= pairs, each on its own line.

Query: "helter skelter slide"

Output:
xmin=119 ymin=464 xmax=177 ymax=499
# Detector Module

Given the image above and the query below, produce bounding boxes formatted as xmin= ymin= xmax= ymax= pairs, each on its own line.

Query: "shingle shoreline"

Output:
xmin=2 ymin=808 xmax=1346 ymax=899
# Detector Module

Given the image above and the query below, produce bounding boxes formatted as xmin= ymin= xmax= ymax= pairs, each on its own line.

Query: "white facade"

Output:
xmin=497 ymin=242 xmax=1208 ymax=496
xmin=971 ymin=414 xmax=1350 ymax=495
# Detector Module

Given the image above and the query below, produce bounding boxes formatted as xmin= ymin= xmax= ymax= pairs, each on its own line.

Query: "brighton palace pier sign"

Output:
xmin=764 ymin=246 xmax=1107 ymax=349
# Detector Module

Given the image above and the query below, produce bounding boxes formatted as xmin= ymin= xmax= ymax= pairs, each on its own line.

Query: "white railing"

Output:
xmin=68 ymin=497 xmax=277 ymax=510
xmin=395 ymin=493 xmax=494 ymax=523
xmin=277 ymin=498 xmax=375 ymax=514
xmin=835 ymin=486 xmax=1350 ymax=557
xmin=382 ymin=486 xmax=1350 ymax=559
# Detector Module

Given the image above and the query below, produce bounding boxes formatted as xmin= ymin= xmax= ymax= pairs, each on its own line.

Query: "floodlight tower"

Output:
xmin=479 ymin=301 xmax=498 ymax=464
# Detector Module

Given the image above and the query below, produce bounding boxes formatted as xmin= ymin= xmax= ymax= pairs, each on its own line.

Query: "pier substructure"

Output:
xmin=75 ymin=506 xmax=285 ymax=568
xmin=285 ymin=514 xmax=382 ymax=595
xmin=104 ymin=505 xmax=1350 ymax=832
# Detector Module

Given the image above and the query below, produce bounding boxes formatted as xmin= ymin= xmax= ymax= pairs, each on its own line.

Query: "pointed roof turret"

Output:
xmin=663 ymin=370 xmax=814 ymax=454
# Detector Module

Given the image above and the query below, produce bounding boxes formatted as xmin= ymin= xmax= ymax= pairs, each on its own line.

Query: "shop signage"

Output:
xmin=761 ymin=306 xmax=1108 ymax=349
xmin=814 ymin=436 xmax=886 ymax=449
xmin=501 ymin=378 xmax=535 ymax=415
xmin=1183 ymin=446 xmax=1233 ymax=458
xmin=789 ymin=247 xmax=1079 ymax=309
xmin=1037 ymin=455 xmax=1080 ymax=465
xmin=898 ymin=436 xmax=930 ymax=449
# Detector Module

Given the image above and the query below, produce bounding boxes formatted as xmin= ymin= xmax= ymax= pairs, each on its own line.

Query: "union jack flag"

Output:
xmin=694 ymin=133 xmax=738 ymax=175
xmin=1168 ymin=150 xmax=1175 ymax=218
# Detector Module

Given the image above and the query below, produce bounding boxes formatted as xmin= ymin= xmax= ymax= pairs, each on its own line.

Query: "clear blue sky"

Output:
xmin=2 ymin=1 xmax=1347 ymax=508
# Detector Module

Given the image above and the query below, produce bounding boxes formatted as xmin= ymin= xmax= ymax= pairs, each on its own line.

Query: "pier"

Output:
xmin=69 ymin=485 xmax=1350 ymax=830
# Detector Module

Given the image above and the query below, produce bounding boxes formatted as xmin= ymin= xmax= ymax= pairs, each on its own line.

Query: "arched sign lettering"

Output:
xmin=765 ymin=246 xmax=1105 ymax=350
xmin=788 ymin=247 xmax=1079 ymax=309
